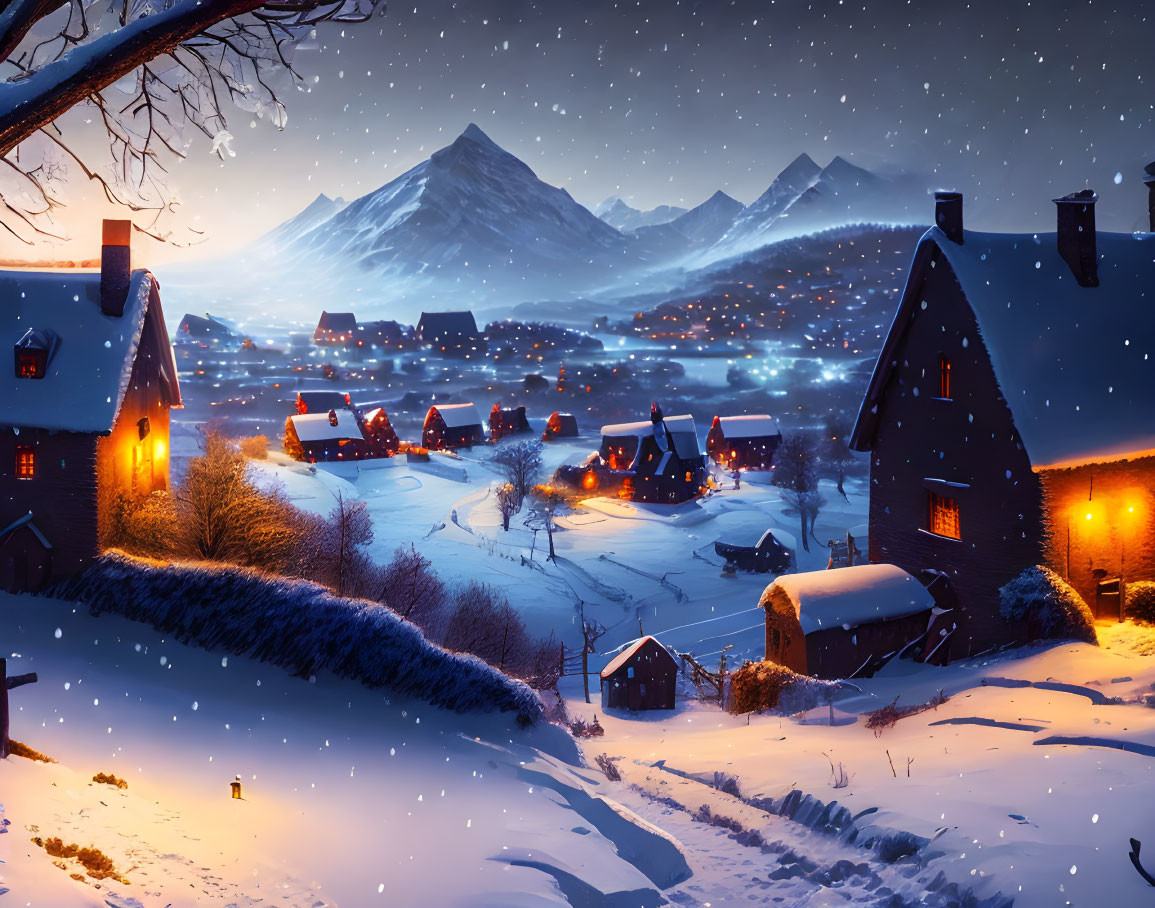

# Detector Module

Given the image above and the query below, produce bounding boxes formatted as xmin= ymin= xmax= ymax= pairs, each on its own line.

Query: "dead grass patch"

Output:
xmin=9 ymin=740 xmax=56 ymax=763
xmin=92 ymin=772 xmax=128 ymax=789
xmin=31 ymin=836 xmax=128 ymax=884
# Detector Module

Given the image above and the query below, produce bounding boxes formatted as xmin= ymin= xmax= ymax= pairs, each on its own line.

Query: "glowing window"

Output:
xmin=929 ymin=492 xmax=961 ymax=539
xmin=15 ymin=445 xmax=35 ymax=479
xmin=939 ymin=355 xmax=952 ymax=399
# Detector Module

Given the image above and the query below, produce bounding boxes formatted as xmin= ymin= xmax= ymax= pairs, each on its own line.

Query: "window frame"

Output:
xmin=928 ymin=491 xmax=961 ymax=539
xmin=15 ymin=445 xmax=35 ymax=480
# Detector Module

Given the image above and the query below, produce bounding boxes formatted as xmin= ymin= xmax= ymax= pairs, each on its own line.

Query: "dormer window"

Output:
xmin=14 ymin=328 xmax=56 ymax=379
xmin=939 ymin=355 xmax=952 ymax=399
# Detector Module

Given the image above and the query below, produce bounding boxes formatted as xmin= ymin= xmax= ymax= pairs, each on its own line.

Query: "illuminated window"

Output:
xmin=15 ymin=445 xmax=35 ymax=479
xmin=13 ymin=328 xmax=54 ymax=379
xmin=929 ymin=492 xmax=961 ymax=539
xmin=939 ymin=355 xmax=952 ymax=399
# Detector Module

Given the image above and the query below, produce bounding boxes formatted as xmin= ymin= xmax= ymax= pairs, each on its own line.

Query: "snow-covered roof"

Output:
xmin=601 ymin=419 xmax=654 ymax=437
xmin=767 ymin=563 xmax=934 ymax=635
xmin=0 ymin=268 xmax=175 ymax=434
xmin=290 ymin=410 xmax=364 ymax=443
xmin=600 ymin=636 xmax=677 ymax=678
xmin=853 ymin=227 xmax=1155 ymax=467
xmin=601 ymin=415 xmax=699 ymax=459
xmin=717 ymin=415 xmax=780 ymax=439
xmin=431 ymin=402 xmax=483 ymax=428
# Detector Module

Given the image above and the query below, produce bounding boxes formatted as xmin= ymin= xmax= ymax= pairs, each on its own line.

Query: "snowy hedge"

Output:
xmin=50 ymin=553 xmax=544 ymax=725
xmin=1128 ymin=581 xmax=1155 ymax=625
xmin=998 ymin=565 xmax=1097 ymax=645
xmin=727 ymin=660 xmax=840 ymax=715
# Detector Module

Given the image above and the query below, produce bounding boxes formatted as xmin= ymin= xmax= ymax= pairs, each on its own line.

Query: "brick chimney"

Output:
xmin=1053 ymin=190 xmax=1098 ymax=288
xmin=934 ymin=191 xmax=964 ymax=244
xmin=1144 ymin=162 xmax=1155 ymax=233
xmin=100 ymin=219 xmax=132 ymax=317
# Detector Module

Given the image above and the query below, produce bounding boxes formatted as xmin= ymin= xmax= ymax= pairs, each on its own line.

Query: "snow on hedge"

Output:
xmin=50 ymin=552 xmax=544 ymax=725
xmin=998 ymin=564 xmax=1097 ymax=644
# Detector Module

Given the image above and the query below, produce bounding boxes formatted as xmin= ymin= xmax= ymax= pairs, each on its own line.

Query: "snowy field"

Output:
xmin=0 ymin=593 xmax=689 ymax=906
xmin=563 ymin=623 xmax=1155 ymax=907
xmin=238 ymin=436 xmax=868 ymax=665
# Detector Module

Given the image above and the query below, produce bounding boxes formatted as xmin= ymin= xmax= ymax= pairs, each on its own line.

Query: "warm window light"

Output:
xmin=15 ymin=445 xmax=34 ymax=479
xmin=929 ymin=492 xmax=961 ymax=539
xmin=153 ymin=438 xmax=166 ymax=460
xmin=1086 ymin=512 xmax=1093 ymax=521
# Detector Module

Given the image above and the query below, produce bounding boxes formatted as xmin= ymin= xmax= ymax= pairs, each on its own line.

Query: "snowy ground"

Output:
xmin=564 ymin=622 xmax=1155 ymax=907
xmin=0 ymin=594 xmax=690 ymax=906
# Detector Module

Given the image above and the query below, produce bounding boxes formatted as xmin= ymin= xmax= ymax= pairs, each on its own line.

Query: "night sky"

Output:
xmin=12 ymin=0 xmax=1155 ymax=263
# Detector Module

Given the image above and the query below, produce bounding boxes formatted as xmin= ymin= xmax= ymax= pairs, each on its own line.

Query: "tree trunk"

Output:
xmin=799 ymin=509 xmax=809 ymax=552
xmin=546 ymin=520 xmax=556 ymax=561
xmin=582 ymin=646 xmax=590 ymax=704
xmin=502 ymin=513 xmax=510 ymax=531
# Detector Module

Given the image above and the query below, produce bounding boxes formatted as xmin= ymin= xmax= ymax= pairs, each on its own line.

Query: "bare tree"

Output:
xmin=320 ymin=490 xmax=373 ymax=596
xmin=377 ymin=544 xmax=445 ymax=631
xmin=0 ymin=0 xmax=385 ymax=242
xmin=772 ymin=434 xmax=822 ymax=553
xmin=529 ymin=483 xmax=570 ymax=562
xmin=441 ymin=581 xmax=531 ymax=674
xmin=491 ymin=439 xmax=542 ymax=507
xmin=494 ymin=481 xmax=519 ymax=532
xmin=822 ymin=414 xmax=854 ymax=502
xmin=577 ymin=600 xmax=606 ymax=705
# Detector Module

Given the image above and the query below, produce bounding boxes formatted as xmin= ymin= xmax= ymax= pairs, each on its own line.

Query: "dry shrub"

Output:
xmin=9 ymin=739 xmax=55 ymax=763
xmin=1129 ymin=581 xmax=1155 ymax=625
xmin=999 ymin=565 xmax=1097 ymax=644
xmin=240 ymin=435 xmax=270 ymax=460
xmin=92 ymin=772 xmax=127 ymax=789
xmin=101 ymin=489 xmax=178 ymax=558
xmin=31 ymin=837 xmax=126 ymax=882
xmin=727 ymin=660 xmax=836 ymax=715
xmin=864 ymin=690 xmax=949 ymax=736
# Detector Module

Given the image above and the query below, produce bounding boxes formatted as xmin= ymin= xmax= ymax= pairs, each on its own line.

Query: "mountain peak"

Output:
xmin=706 ymin=190 xmax=740 ymax=206
xmin=790 ymin=152 xmax=819 ymax=170
xmin=460 ymin=123 xmax=498 ymax=148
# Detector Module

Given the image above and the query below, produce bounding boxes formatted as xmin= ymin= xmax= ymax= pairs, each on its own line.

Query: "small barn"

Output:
xmin=175 ymin=313 xmax=241 ymax=349
xmin=314 ymin=311 xmax=358 ymax=345
xmin=600 ymin=636 xmax=679 ymax=710
xmin=714 ymin=527 xmax=793 ymax=574
xmin=759 ymin=564 xmax=935 ymax=680
xmin=489 ymin=404 xmax=532 ymax=442
xmin=284 ymin=409 xmax=375 ymax=462
xmin=542 ymin=411 xmax=579 ymax=441
xmin=417 ymin=311 xmax=486 ymax=358
xmin=598 ymin=404 xmax=705 ymax=504
xmin=422 ymin=402 xmax=485 ymax=450
xmin=706 ymin=414 xmax=782 ymax=471
xmin=296 ymin=390 xmax=354 ymax=414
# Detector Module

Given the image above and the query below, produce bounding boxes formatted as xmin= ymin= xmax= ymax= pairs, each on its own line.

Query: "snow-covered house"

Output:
xmin=600 ymin=636 xmax=679 ymax=710
xmin=542 ymin=411 xmax=579 ymax=441
xmin=284 ymin=409 xmax=377 ymax=462
xmin=488 ymin=403 xmax=531 ymax=442
xmin=175 ymin=313 xmax=241 ymax=349
xmin=295 ymin=389 xmax=354 ymax=415
xmin=417 ymin=311 xmax=485 ymax=358
xmin=759 ymin=564 xmax=936 ymax=679
xmin=586 ymin=403 xmax=705 ymax=504
xmin=314 ymin=311 xmax=357 ymax=345
xmin=0 ymin=220 xmax=181 ymax=591
xmin=705 ymin=414 xmax=782 ymax=471
xmin=851 ymin=189 xmax=1155 ymax=658
xmin=422 ymin=402 xmax=485 ymax=450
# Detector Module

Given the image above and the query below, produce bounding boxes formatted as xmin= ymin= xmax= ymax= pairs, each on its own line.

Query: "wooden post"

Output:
xmin=846 ymin=531 xmax=855 ymax=567
xmin=582 ymin=645 xmax=590 ymax=704
xmin=1 ymin=658 xmax=8 ymax=760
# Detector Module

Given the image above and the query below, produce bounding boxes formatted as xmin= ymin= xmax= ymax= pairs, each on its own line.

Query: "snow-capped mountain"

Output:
xmin=666 ymin=190 xmax=744 ymax=246
xmin=282 ymin=124 xmax=627 ymax=295
xmin=596 ymin=197 xmax=689 ymax=232
xmin=256 ymin=192 xmax=347 ymax=250
xmin=704 ymin=153 xmax=926 ymax=260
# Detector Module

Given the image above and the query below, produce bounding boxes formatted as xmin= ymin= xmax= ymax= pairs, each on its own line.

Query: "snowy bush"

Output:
xmin=51 ymin=553 xmax=544 ymax=725
xmin=998 ymin=565 xmax=1097 ymax=644
xmin=1128 ymin=581 xmax=1155 ymax=625
xmin=727 ymin=660 xmax=840 ymax=715
xmin=240 ymin=435 xmax=270 ymax=460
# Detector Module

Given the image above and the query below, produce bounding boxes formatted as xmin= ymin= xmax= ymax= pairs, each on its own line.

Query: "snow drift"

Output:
xmin=49 ymin=552 xmax=544 ymax=724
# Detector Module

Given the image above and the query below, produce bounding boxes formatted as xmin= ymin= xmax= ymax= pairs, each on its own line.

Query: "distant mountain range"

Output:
xmin=248 ymin=124 xmax=929 ymax=311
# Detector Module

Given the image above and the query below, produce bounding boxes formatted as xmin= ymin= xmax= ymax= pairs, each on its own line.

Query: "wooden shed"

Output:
xmin=706 ymin=414 xmax=782 ymax=471
xmin=422 ymin=402 xmax=485 ymax=450
xmin=600 ymin=636 xmax=679 ymax=710
xmin=759 ymin=564 xmax=934 ymax=680
xmin=489 ymin=403 xmax=531 ymax=442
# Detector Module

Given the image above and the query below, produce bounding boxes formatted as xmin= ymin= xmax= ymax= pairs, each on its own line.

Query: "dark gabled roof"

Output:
xmin=851 ymin=226 xmax=1155 ymax=468
xmin=418 ymin=310 xmax=479 ymax=336
xmin=178 ymin=313 xmax=235 ymax=339
xmin=0 ymin=268 xmax=180 ymax=433
xmin=316 ymin=311 xmax=358 ymax=333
